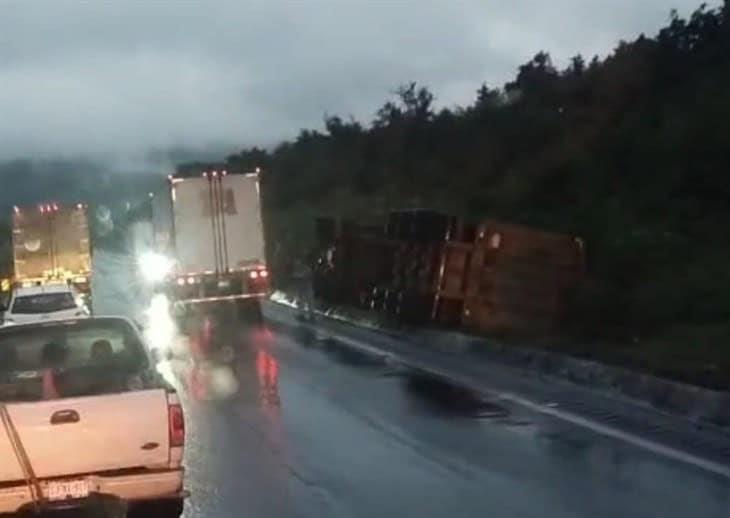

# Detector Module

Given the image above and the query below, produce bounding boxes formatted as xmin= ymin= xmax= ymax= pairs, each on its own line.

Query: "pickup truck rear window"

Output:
xmin=0 ymin=318 xmax=153 ymax=402
xmin=11 ymin=293 xmax=76 ymax=314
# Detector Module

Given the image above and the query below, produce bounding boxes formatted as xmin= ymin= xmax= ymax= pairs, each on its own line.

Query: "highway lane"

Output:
xmin=176 ymin=318 xmax=730 ymax=518
xmin=90 ymin=251 xmax=729 ymax=517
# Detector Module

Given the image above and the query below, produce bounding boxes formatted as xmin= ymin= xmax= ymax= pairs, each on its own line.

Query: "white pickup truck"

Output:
xmin=0 ymin=317 xmax=185 ymax=516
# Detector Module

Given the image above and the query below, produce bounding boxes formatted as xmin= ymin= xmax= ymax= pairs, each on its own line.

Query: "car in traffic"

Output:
xmin=1 ymin=283 xmax=88 ymax=326
xmin=0 ymin=316 xmax=186 ymax=517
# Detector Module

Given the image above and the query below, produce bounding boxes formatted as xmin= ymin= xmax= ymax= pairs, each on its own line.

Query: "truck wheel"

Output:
xmin=128 ymin=498 xmax=184 ymax=518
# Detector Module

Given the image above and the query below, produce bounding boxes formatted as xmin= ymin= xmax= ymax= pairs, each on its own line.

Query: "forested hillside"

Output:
xmin=226 ymin=3 xmax=730 ymax=381
xmin=0 ymin=4 xmax=727 ymax=383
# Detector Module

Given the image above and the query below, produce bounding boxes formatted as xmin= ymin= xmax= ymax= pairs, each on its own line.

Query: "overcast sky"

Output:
xmin=0 ymin=0 xmax=716 ymax=161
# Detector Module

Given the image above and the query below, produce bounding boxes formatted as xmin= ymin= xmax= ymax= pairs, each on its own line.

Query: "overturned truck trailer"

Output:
xmin=315 ymin=211 xmax=585 ymax=335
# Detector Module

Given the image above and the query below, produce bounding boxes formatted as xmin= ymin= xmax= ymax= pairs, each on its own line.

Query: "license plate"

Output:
xmin=46 ymin=479 xmax=90 ymax=501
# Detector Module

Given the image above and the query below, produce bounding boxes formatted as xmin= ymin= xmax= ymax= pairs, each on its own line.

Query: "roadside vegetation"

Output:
xmin=0 ymin=4 xmax=727 ymax=388
xmin=227 ymin=3 xmax=730 ymax=389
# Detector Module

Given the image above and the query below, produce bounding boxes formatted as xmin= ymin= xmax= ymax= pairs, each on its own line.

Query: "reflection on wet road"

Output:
xmin=86 ymin=251 xmax=730 ymax=518
xmin=178 ymin=321 xmax=730 ymax=518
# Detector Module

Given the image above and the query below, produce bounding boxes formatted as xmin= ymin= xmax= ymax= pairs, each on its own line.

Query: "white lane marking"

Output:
xmin=324 ymin=328 xmax=730 ymax=480
xmin=332 ymin=335 xmax=395 ymax=362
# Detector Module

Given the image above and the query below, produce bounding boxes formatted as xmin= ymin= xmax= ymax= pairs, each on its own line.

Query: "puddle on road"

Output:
xmin=402 ymin=372 xmax=510 ymax=419
xmin=284 ymin=328 xmax=522 ymax=422
xmin=295 ymin=328 xmax=320 ymax=348
xmin=321 ymin=338 xmax=387 ymax=368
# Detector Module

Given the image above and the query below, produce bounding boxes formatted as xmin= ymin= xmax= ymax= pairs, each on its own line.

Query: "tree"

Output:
xmin=224 ymin=4 xmax=730 ymax=352
xmin=373 ymin=83 xmax=435 ymax=127
xmin=474 ymin=83 xmax=501 ymax=110
xmin=324 ymin=115 xmax=363 ymax=138
xmin=373 ymin=101 xmax=402 ymax=128
xmin=506 ymin=51 xmax=558 ymax=94
xmin=567 ymin=54 xmax=585 ymax=77
xmin=395 ymin=82 xmax=434 ymax=122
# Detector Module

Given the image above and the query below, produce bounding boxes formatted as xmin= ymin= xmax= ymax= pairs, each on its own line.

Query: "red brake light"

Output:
xmin=168 ymin=403 xmax=185 ymax=447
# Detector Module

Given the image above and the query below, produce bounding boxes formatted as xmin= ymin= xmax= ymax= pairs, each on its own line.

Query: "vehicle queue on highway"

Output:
xmin=0 ymin=166 xmax=270 ymax=517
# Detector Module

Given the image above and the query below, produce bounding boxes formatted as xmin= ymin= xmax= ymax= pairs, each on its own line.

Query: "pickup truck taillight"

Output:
xmin=168 ymin=402 xmax=185 ymax=447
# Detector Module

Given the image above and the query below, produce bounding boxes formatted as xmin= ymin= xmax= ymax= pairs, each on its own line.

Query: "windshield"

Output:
xmin=2 ymin=3 xmax=730 ymax=518
xmin=11 ymin=292 xmax=76 ymax=314
xmin=0 ymin=318 xmax=148 ymax=402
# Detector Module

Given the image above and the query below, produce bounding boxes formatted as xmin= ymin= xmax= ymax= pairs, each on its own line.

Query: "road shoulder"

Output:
xmin=265 ymin=299 xmax=730 ymax=479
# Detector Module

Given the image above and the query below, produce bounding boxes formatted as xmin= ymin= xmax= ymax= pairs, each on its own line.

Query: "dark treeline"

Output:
xmin=225 ymin=3 xmax=730 ymax=352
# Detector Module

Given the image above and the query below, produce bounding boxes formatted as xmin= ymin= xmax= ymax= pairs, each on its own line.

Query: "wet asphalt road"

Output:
xmin=90 ymin=250 xmax=729 ymax=518
xmin=177 ymin=320 xmax=730 ymax=518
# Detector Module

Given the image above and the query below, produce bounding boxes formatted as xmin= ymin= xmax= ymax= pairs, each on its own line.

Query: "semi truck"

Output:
xmin=142 ymin=168 xmax=269 ymax=322
xmin=9 ymin=203 xmax=92 ymax=297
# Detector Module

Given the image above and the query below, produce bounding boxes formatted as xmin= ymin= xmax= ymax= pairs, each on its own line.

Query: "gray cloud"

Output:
xmin=0 ymin=0 xmax=715 ymax=160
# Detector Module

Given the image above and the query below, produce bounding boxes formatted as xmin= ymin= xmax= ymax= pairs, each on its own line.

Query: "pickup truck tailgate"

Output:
xmin=0 ymin=389 xmax=170 ymax=480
